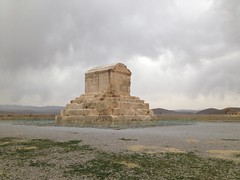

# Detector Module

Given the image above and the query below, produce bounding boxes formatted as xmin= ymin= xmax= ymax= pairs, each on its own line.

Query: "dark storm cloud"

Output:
xmin=0 ymin=0 xmax=239 ymax=108
xmin=0 ymin=0 xmax=177 ymax=69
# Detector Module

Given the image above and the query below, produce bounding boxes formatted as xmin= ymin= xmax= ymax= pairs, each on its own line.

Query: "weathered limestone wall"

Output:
xmin=56 ymin=63 xmax=155 ymax=126
xmin=111 ymin=72 xmax=131 ymax=95
xmin=85 ymin=63 xmax=131 ymax=95
xmin=85 ymin=71 xmax=110 ymax=93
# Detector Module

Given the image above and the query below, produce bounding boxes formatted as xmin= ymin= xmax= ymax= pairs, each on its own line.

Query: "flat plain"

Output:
xmin=0 ymin=115 xmax=240 ymax=179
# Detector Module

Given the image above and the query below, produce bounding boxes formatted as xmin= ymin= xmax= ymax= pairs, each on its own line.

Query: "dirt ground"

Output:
xmin=1 ymin=121 xmax=240 ymax=179
xmin=0 ymin=121 xmax=240 ymax=160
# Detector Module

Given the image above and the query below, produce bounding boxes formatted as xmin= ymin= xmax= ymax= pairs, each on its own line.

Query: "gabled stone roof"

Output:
xmin=86 ymin=63 xmax=131 ymax=75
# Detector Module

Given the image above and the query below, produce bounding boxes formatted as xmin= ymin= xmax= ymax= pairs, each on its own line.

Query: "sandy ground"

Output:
xmin=0 ymin=121 xmax=240 ymax=160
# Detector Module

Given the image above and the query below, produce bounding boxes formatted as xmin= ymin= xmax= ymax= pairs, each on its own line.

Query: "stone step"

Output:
xmin=64 ymin=109 xmax=99 ymax=116
xmin=99 ymin=96 xmax=142 ymax=102
xmin=118 ymin=102 xmax=149 ymax=109
xmin=66 ymin=100 xmax=149 ymax=110
xmin=66 ymin=103 xmax=84 ymax=109
xmin=112 ymin=108 xmax=149 ymax=116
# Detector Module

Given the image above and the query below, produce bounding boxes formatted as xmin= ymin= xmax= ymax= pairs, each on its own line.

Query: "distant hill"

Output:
xmin=195 ymin=108 xmax=224 ymax=115
xmin=152 ymin=107 xmax=240 ymax=115
xmin=152 ymin=108 xmax=179 ymax=115
xmin=196 ymin=107 xmax=240 ymax=115
xmin=152 ymin=108 xmax=196 ymax=115
xmin=0 ymin=105 xmax=64 ymax=115
xmin=174 ymin=109 xmax=199 ymax=114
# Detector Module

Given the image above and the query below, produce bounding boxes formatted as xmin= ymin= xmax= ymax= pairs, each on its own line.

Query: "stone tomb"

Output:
xmin=56 ymin=63 xmax=155 ymax=125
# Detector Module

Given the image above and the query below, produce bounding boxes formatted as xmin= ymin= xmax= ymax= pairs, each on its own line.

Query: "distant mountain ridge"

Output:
xmin=196 ymin=108 xmax=224 ymax=115
xmin=152 ymin=108 xmax=197 ymax=115
xmin=0 ymin=105 xmax=64 ymax=115
xmin=196 ymin=107 xmax=240 ymax=115
xmin=152 ymin=107 xmax=240 ymax=115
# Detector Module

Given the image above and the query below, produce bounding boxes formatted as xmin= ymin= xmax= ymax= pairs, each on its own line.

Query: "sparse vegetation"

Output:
xmin=0 ymin=137 xmax=240 ymax=179
xmin=236 ymin=154 xmax=240 ymax=158
xmin=65 ymin=152 xmax=240 ymax=179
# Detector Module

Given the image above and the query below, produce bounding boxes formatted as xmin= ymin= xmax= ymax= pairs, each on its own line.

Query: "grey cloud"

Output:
xmin=0 ymin=0 xmax=239 ymax=108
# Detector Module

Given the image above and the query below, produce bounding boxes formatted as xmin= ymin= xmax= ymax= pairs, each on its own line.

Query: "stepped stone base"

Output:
xmin=55 ymin=92 xmax=155 ymax=126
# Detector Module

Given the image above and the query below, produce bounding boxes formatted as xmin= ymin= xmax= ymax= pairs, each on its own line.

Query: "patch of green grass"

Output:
xmin=65 ymin=152 xmax=136 ymax=179
xmin=53 ymin=139 xmax=94 ymax=152
xmin=63 ymin=143 xmax=95 ymax=153
xmin=15 ymin=148 xmax=36 ymax=155
xmin=29 ymin=160 xmax=55 ymax=168
xmin=0 ymin=137 xmax=18 ymax=146
xmin=65 ymin=152 xmax=240 ymax=179
xmin=24 ymin=139 xmax=57 ymax=149
xmin=12 ymin=139 xmax=93 ymax=153
xmin=0 ymin=137 xmax=17 ymax=142
xmin=0 ymin=138 xmax=94 ymax=161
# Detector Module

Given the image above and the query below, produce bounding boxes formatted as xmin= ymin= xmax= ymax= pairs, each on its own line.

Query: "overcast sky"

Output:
xmin=0 ymin=0 xmax=239 ymax=109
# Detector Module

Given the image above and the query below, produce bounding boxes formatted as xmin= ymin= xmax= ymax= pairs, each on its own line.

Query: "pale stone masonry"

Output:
xmin=56 ymin=63 xmax=155 ymax=125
